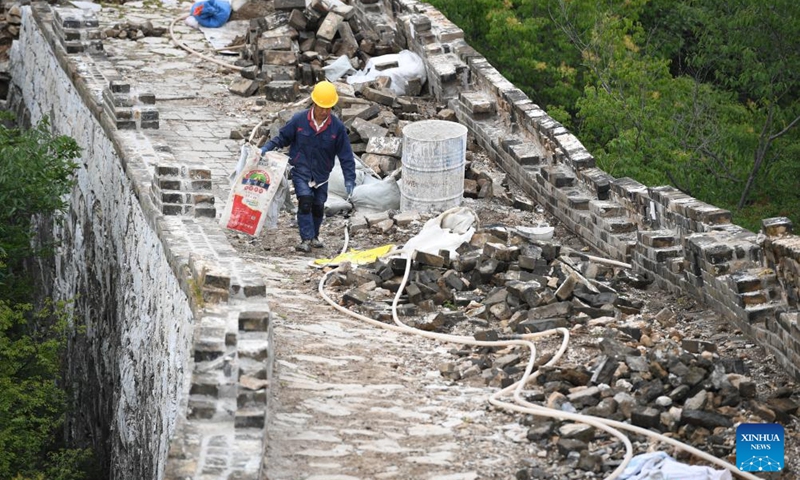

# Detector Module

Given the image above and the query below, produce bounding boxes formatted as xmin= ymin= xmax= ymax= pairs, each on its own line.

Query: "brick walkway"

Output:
xmin=258 ymin=256 xmax=535 ymax=480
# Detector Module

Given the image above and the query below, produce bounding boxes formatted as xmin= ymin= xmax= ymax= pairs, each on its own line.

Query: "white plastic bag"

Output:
xmin=220 ymin=146 xmax=289 ymax=236
xmin=347 ymin=50 xmax=427 ymax=96
xmin=323 ymin=55 xmax=356 ymax=82
xmin=619 ymin=452 xmax=732 ymax=480
xmin=401 ymin=207 xmax=478 ymax=258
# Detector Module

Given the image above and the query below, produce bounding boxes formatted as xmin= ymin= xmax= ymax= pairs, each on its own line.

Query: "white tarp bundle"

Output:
xmin=619 ymin=452 xmax=733 ymax=480
xmin=347 ymin=50 xmax=427 ymax=96
xmin=401 ymin=207 xmax=478 ymax=258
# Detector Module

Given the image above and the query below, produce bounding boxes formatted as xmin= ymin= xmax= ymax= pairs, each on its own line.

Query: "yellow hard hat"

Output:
xmin=310 ymin=81 xmax=339 ymax=108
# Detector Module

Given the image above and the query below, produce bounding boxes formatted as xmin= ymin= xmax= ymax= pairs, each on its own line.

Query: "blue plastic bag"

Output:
xmin=191 ymin=0 xmax=231 ymax=28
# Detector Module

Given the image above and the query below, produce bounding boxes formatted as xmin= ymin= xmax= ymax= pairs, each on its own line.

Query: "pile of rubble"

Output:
xmin=102 ymin=20 xmax=166 ymax=40
xmin=0 ymin=4 xmax=22 ymax=62
xmin=218 ymin=3 xmax=800 ymax=476
xmin=322 ymin=222 xmax=799 ymax=477
xmin=231 ymin=0 xmax=415 ymax=101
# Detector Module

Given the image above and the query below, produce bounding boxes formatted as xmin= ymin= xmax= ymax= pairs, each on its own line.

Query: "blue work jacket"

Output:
xmin=262 ymin=109 xmax=356 ymax=186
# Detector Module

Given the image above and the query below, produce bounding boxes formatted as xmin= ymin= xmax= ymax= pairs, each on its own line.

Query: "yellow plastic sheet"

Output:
xmin=313 ymin=244 xmax=395 ymax=266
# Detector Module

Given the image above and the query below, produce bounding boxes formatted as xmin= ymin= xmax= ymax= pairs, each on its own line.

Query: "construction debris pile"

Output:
xmin=323 ymin=223 xmax=799 ymax=477
xmin=0 ymin=4 xmax=22 ymax=62
xmin=102 ymin=20 xmax=166 ymax=40
xmin=231 ymin=0 xmax=419 ymax=101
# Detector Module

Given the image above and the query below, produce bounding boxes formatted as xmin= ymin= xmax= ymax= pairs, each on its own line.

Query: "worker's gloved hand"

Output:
xmin=345 ymin=180 xmax=355 ymax=199
xmin=260 ymin=144 xmax=274 ymax=156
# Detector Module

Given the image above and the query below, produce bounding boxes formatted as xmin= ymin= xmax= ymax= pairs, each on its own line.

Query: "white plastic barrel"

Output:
xmin=400 ymin=120 xmax=468 ymax=213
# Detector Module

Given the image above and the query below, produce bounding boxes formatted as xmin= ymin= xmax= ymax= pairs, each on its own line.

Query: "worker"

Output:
xmin=261 ymin=80 xmax=356 ymax=253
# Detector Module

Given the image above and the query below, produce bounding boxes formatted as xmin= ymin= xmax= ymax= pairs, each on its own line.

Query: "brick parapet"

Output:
xmin=384 ymin=0 xmax=800 ymax=379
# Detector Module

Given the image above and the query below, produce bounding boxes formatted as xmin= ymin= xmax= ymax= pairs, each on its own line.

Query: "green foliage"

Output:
xmin=0 ymin=113 xmax=89 ymax=478
xmin=0 ymin=300 xmax=89 ymax=479
xmin=0 ymin=113 xmax=80 ymax=301
xmin=428 ymin=0 xmax=584 ymax=118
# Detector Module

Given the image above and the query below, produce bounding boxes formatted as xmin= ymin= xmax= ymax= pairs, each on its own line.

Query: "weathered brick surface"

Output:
xmin=10 ymin=6 xmax=273 ymax=479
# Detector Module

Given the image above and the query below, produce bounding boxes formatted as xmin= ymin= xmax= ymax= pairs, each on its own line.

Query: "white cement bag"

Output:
xmin=619 ymin=452 xmax=732 ymax=480
xmin=401 ymin=207 xmax=478 ymax=258
xmin=324 ymin=193 xmax=353 ymax=216
xmin=350 ymin=175 xmax=401 ymax=213
xmin=347 ymin=50 xmax=427 ymax=96
xmin=220 ymin=147 xmax=288 ymax=236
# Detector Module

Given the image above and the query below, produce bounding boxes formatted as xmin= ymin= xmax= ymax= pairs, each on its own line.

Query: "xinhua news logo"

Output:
xmin=736 ymin=423 xmax=784 ymax=472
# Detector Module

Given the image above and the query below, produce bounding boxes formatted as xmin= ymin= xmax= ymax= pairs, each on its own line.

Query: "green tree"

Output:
xmin=0 ymin=114 xmax=89 ymax=479
xmin=0 ymin=300 xmax=91 ymax=480
xmin=685 ymin=0 xmax=800 ymax=213
xmin=428 ymin=0 xmax=583 ymax=123
xmin=0 ymin=114 xmax=79 ymax=302
xmin=428 ymin=0 xmax=800 ymax=230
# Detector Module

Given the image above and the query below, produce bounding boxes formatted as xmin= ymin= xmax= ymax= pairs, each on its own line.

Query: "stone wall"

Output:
xmin=8 ymin=6 xmax=195 ymax=479
xmin=8 ymin=5 xmax=274 ymax=480
xmin=355 ymin=0 xmax=800 ymax=379
xmin=7 ymin=0 xmax=800 ymax=478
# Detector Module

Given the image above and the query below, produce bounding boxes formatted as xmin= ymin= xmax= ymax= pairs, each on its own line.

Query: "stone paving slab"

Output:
xmin=259 ymin=257 xmax=536 ymax=480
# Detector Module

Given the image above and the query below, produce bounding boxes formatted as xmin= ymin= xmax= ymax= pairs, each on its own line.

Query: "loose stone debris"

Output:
xmin=214 ymin=3 xmax=800 ymax=478
xmin=102 ymin=20 xmax=166 ymax=40
xmin=4 ymin=0 xmax=797 ymax=477
xmin=318 ymin=219 xmax=800 ymax=478
xmin=0 ymin=4 xmax=23 ymax=61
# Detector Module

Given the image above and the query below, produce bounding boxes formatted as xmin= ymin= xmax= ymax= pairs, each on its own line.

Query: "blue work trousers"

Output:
xmin=293 ymin=175 xmax=328 ymax=241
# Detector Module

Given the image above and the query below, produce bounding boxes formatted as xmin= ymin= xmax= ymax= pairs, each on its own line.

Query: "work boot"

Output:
xmin=295 ymin=239 xmax=311 ymax=253
xmin=309 ymin=237 xmax=324 ymax=249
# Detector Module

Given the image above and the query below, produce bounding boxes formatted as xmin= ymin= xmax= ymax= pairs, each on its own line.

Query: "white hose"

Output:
xmin=317 ymin=244 xmax=761 ymax=480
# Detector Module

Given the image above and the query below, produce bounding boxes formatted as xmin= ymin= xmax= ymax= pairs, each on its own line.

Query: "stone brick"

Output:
xmin=109 ymin=80 xmax=131 ymax=93
xmin=282 ymin=12 xmax=304 ymax=32
xmin=103 ymin=88 xmax=134 ymax=108
xmin=341 ymin=103 xmax=380 ymax=121
xmin=362 ymin=86 xmax=396 ymax=106
xmin=414 ymin=251 xmax=445 ymax=268
xmin=235 ymin=409 xmax=265 ymax=429
xmin=263 ymin=50 xmax=297 ymax=66
xmin=229 ymin=78 xmax=259 ymax=97
xmin=366 ymin=136 xmax=402 ymax=157
xmin=274 ymin=0 xmax=306 ymax=10
xmin=763 ymin=217 xmax=793 ymax=237
xmin=138 ymin=92 xmax=156 ymax=104
xmin=317 ymin=12 xmax=344 ymax=42
xmin=257 ymin=36 xmax=293 ymax=51
xmin=335 ymin=21 xmax=359 ymax=58
xmin=507 ymin=142 xmax=540 ymax=166
xmin=350 ymin=117 xmax=389 ymax=140
xmin=239 ymin=311 xmax=270 ymax=331
xmin=459 ymin=91 xmax=495 ymax=118
xmin=139 ymin=107 xmax=159 ymax=122
xmin=264 ymin=81 xmax=299 ymax=102
xmin=637 ymin=229 xmax=676 ymax=248
xmin=541 ymin=166 xmax=574 ymax=188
